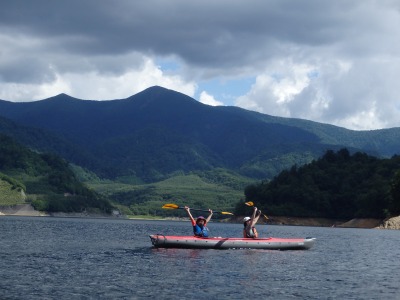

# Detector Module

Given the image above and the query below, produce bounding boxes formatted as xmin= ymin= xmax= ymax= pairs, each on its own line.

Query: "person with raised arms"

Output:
xmin=184 ymin=206 xmax=213 ymax=237
xmin=243 ymin=206 xmax=262 ymax=238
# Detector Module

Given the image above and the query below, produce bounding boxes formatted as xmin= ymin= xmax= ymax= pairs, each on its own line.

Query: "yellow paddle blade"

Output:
xmin=220 ymin=211 xmax=234 ymax=215
xmin=162 ymin=203 xmax=179 ymax=209
xmin=245 ymin=201 xmax=268 ymax=219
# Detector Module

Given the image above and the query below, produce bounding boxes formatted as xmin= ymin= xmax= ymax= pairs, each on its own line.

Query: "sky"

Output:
xmin=1 ymin=0 xmax=400 ymax=130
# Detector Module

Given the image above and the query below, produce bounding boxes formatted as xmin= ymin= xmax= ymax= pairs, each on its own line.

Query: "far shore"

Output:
xmin=1 ymin=204 xmax=399 ymax=229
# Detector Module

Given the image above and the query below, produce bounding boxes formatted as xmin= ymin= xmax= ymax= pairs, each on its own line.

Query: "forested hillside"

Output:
xmin=236 ymin=149 xmax=400 ymax=219
xmin=1 ymin=86 xmax=400 ymax=184
xmin=2 ymin=86 xmax=400 ymax=218
xmin=0 ymin=134 xmax=112 ymax=213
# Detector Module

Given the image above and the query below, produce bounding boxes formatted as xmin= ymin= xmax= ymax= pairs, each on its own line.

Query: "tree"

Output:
xmin=390 ymin=170 xmax=400 ymax=215
xmin=237 ymin=149 xmax=400 ymax=219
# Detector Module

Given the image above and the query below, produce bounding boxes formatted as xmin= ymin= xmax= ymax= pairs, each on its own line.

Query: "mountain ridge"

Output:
xmin=1 ymin=86 xmax=400 ymax=182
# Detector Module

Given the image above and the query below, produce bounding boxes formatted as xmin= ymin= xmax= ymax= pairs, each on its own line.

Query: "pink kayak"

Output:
xmin=149 ymin=234 xmax=316 ymax=250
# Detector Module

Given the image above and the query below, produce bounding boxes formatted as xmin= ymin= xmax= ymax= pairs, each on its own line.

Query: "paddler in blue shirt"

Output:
xmin=184 ymin=206 xmax=213 ymax=237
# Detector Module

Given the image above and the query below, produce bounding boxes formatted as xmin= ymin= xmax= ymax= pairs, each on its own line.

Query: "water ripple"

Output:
xmin=1 ymin=217 xmax=400 ymax=299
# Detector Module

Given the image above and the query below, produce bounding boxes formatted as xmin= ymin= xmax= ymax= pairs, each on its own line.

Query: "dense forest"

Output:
xmin=3 ymin=128 xmax=400 ymax=219
xmin=236 ymin=149 xmax=400 ymax=219
xmin=0 ymin=134 xmax=113 ymax=213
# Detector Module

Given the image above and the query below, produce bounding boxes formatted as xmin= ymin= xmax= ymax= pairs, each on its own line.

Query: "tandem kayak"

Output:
xmin=149 ymin=234 xmax=316 ymax=250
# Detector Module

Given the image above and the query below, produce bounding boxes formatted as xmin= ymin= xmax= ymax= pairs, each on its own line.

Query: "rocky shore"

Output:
xmin=1 ymin=204 xmax=400 ymax=229
xmin=378 ymin=216 xmax=400 ymax=230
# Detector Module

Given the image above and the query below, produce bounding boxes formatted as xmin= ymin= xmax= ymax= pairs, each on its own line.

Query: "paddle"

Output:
xmin=245 ymin=201 xmax=269 ymax=220
xmin=162 ymin=203 xmax=234 ymax=215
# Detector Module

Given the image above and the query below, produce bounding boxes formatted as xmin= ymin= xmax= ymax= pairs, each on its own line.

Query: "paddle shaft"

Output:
xmin=162 ymin=203 xmax=233 ymax=215
xmin=177 ymin=206 xmax=218 ymax=214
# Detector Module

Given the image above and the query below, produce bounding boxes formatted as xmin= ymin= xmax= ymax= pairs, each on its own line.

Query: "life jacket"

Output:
xmin=194 ymin=224 xmax=209 ymax=237
xmin=244 ymin=226 xmax=258 ymax=238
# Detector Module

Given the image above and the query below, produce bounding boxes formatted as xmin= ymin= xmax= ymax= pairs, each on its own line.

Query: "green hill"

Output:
xmin=236 ymin=149 xmax=400 ymax=219
xmin=0 ymin=172 xmax=26 ymax=205
xmin=87 ymin=168 xmax=254 ymax=218
xmin=0 ymin=134 xmax=113 ymax=213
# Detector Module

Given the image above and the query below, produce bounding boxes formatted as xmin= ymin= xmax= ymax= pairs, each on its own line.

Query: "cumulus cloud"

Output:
xmin=54 ymin=58 xmax=196 ymax=101
xmin=0 ymin=56 xmax=196 ymax=101
xmin=199 ymin=91 xmax=224 ymax=106
xmin=236 ymin=55 xmax=400 ymax=130
xmin=0 ymin=0 xmax=400 ymax=129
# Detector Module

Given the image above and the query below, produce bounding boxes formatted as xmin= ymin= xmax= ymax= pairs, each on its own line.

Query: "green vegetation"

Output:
xmin=0 ymin=175 xmax=26 ymax=205
xmin=3 ymin=128 xmax=400 ymax=221
xmin=390 ymin=170 xmax=400 ymax=214
xmin=236 ymin=149 xmax=400 ymax=219
xmin=2 ymin=85 xmax=400 ymax=220
xmin=0 ymin=172 xmax=26 ymax=191
xmin=3 ymin=126 xmax=400 ymax=221
xmin=2 ymin=86 xmax=400 ymax=185
xmin=0 ymin=134 xmax=113 ymax=213
xmin=87 ymin=169 xmax=253 ymax=219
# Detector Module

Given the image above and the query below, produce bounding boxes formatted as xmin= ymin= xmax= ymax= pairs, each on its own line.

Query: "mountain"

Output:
xmin=1 ymin=86 xmax=400 ymax=183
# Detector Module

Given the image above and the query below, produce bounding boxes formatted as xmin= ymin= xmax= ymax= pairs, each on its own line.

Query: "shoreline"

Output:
xmin=1 ymin=204 xmax=399 ymax=229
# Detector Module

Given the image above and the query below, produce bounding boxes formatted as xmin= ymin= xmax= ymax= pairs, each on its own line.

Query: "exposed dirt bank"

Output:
xmin=234 ymin=215 xmax=399 ymax=229
xmin=337 ymin=218 xmax=382 ymax=228
xmin=264 ymin=216 xmax=345 ymax=227
xmin=0 ymin=204 xmax=118 ymax=219
xmin=267 ymin=216 xmax=400 ymax=229
xmin=0 ymin=204 xmax=44 ymax=217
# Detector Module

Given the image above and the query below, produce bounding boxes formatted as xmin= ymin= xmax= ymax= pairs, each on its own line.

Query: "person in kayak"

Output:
xmin=243 ymin=206 xmax=262 ymax=238
xmin=184 ymin=206 xmax=213 ymax=237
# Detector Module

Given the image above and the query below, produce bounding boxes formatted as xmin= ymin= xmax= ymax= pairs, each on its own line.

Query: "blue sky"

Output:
xmin=196 ymin=77 xmax=256 ymax=106
xmin=1 ymin=0 xmax=400 ymax=130
xmin=155 ymin=57 xmax=255 ymax=105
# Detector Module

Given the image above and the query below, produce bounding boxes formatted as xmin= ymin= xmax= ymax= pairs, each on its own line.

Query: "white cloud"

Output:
xmin=235 ymin=60 xmax=318 ymax=117
xmin=62 ymin=58 xmax=196 ymax=100
xmin=235 ymin=54 xmax=400 ymax=130
xmin=0 ymin=58 xmax=196 ymax=101
xmin=333 ymin=104 xmax=385 ymax=131
xmin=199 ymin=91 xmax=224 ymax=106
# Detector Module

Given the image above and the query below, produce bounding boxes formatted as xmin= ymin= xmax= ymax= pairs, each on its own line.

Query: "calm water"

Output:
xmin=1 ymin=217 xmax=399 ymax=299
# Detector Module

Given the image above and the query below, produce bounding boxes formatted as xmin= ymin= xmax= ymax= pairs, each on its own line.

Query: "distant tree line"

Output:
xmin=235 ymin=149 xmax=400 ymax=219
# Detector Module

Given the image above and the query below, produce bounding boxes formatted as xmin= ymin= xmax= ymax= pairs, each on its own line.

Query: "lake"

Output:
xmin=1 ymin=216 xmax=399 ymax=299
